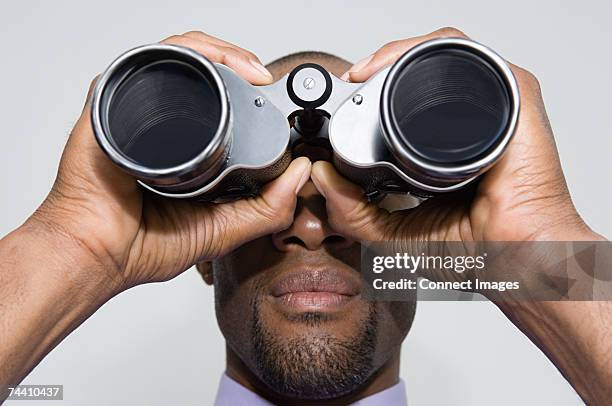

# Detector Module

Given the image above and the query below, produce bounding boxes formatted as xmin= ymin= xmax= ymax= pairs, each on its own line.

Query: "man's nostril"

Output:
xmin=323 ymin=235 xmax=348 ymax=246
xmin=277 ymin=235 xmax=349 ymax=250
xmin=282 ymin=236 xmax=304 ymax=247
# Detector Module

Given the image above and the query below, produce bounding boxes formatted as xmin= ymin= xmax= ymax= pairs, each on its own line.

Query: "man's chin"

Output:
xmin=255 ymin=333 xmax=376 ymax=400
xmin=250 ymin=300 xmax=379 ymax=400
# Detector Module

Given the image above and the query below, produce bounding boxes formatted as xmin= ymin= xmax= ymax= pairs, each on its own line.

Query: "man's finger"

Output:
xmin=181 ymin=31 xmax=261 ymax=62
xmin=206 ymin=157 xmax=312 ymax=259
xmin=161 ymin=35 xmax=273 ymax=85
xmin=310 ymin=161 xmax=390 ymax=241
xmin=345 ymin=27 xmax=470 ymax=83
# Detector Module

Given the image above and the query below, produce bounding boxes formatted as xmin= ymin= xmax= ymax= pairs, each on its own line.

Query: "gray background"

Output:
xmin=1 ymin=0 xmax=610 ymax=404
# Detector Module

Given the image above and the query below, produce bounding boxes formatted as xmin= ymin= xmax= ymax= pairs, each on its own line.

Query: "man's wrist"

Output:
xmin=536 ymin=214 xmax=605 ymax=242
xmin=0 ymin=222 xmax=120 ymax=391
xmin=12 ymin=218 xmax=122 ymax=304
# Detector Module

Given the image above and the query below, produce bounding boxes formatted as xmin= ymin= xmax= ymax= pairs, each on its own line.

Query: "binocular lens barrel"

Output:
xmin=109 ymin=61 xmax=221 ymax=168
xmin=381 ymin=40 xmax=518 ymax=187
xmin=92 ymin=45 xmax=231 ymax=192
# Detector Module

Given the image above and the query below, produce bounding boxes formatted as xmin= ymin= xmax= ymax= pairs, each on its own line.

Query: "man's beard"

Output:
xmin=251 ymin=301 xmax=378 ymax=400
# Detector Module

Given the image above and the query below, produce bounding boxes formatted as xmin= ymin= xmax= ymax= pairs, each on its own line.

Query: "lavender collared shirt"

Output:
xmin=213 ymin=373 xmax=408 ymax=406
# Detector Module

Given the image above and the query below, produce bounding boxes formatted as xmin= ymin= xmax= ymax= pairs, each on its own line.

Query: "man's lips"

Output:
xmin=270 ymin=268 xmax=360 ymax=311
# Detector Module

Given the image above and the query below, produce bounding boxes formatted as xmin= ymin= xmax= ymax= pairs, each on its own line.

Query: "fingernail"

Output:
xmin=250 ymin=60 xmax=273 ymax=79
xmin=340 ymin=72 xmax=350 ymax=82
xmin=295 ymin=161 xmax=312 ymax=194
xmin=310 ymin=173 xmax=326 ymax=198
xmin=348 ymin=54 xmax=374 ymax=75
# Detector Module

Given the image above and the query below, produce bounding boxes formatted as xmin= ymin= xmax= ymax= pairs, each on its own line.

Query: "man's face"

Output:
xmin=201 ymin=54 xmax=417 ymax=401
xmin=211 ymin=175 xmax=416 ymax=400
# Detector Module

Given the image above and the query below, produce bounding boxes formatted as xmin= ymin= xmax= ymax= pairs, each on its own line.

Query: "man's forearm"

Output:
xmin=499 ymin=300 xmax=612 ymax=405
xmin=494 ymin=229 xmax=611 ymax=405
xmin=499 ymin=230 xmax=612 ymax=405
xmin=0 ymin=222 xmax=117 ymax=400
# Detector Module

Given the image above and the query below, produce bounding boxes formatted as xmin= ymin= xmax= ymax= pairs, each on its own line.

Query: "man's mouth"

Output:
xmin=270 ymin=267 xmax=361 ymax=312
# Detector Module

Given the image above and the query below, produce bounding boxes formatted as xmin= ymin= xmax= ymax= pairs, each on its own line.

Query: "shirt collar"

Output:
xmin=214 ymin=373 xmax=408 ymax=406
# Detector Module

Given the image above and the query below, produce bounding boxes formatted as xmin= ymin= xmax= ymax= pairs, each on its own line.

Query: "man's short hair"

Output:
xmin=265 ymin=51 xmax=352 ymax=80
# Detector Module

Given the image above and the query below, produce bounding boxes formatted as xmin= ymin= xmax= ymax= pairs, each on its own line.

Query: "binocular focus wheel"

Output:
xmin=286 ymin=63 xmax=333 ymax=109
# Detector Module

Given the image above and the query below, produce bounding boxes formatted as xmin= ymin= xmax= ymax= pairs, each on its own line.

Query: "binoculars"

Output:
xmin=91 ymin=38 xmax=519 ymax=201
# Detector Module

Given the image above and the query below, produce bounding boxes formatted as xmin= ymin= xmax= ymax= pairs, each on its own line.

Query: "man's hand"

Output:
xmin=0 ymin=32 xmax=310 ymax=397
xmin=30 ymin=31 xmax=311 ymax=292
xmin=313 ymin=27 xmax=610 ymax=405
xmin=313 ymin=26 xmax=595 ymax=245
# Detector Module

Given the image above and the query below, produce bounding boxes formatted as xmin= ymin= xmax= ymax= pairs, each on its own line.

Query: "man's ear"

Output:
xmin=196 ymin=262 xmax=214 ymax=285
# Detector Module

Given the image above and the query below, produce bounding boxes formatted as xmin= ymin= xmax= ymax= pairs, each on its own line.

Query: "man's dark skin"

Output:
xmin=0 ymin=28 xmax=610 ymax=405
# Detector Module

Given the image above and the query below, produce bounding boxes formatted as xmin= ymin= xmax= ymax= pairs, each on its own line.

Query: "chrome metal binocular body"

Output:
xmin=91 ymin=38 xmax=519 ymax=201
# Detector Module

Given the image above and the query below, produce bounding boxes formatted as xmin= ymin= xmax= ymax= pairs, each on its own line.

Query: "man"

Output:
xmin=0 ymin=28 xmax=610 ymax=405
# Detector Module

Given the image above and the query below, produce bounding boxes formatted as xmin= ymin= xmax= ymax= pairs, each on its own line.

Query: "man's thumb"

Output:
xmin=310 ymin=161 xmax=389 ymax=241
xmin=209 ymin=157 xmax=312 ymax=257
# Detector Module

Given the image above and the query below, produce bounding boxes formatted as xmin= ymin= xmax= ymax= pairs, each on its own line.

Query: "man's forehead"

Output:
xmin=265 ymin=51 xmax=352 ymax=80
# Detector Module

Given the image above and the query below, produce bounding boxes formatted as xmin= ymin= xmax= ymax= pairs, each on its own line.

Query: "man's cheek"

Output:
xmin=379 ymin=301 xmax=416 ymax=345
xmin=214 ymin=281 xmax=258 ymax=357
xmin=212 ymin=261 xmax=256 ymax=333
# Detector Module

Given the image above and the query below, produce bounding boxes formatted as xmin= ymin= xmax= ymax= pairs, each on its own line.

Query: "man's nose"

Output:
xmin=272 ymin=181 xmax=353 ymax=251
